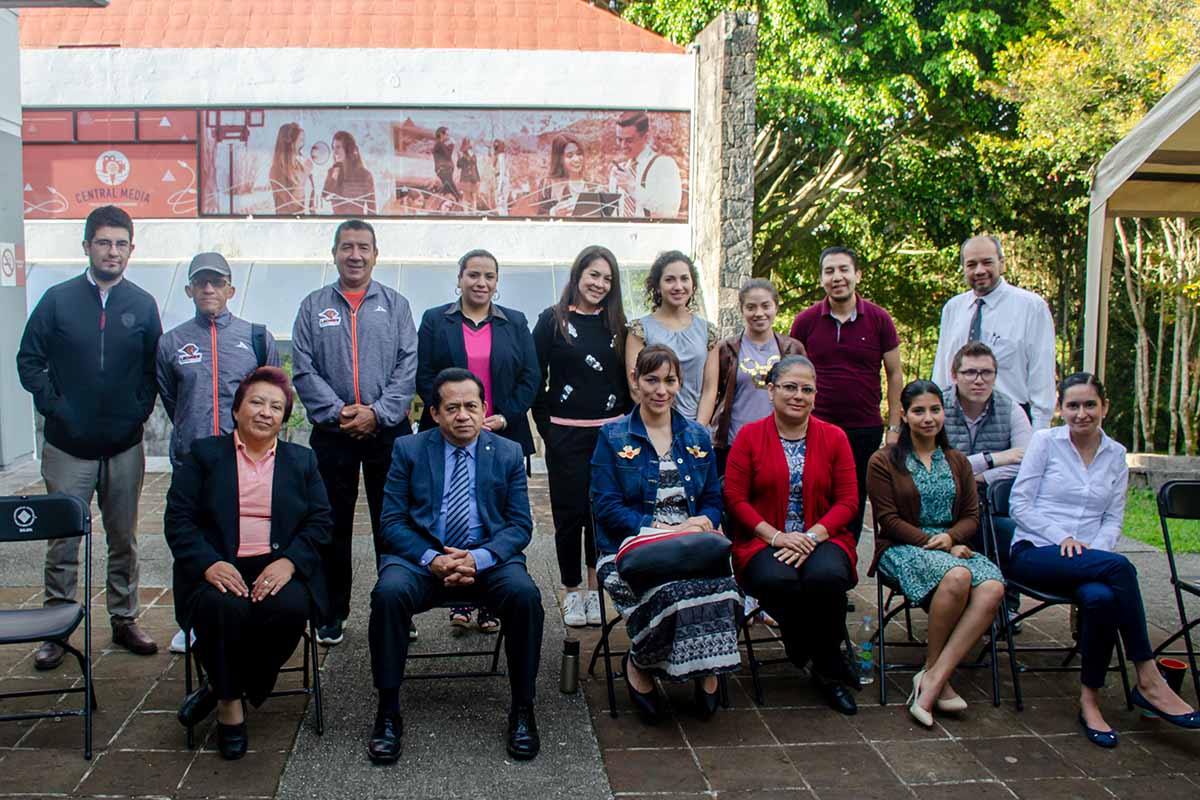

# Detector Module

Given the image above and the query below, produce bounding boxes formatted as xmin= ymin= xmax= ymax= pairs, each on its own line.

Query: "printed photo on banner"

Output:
xmin=199 ymin=107 xmax=690 ymax=221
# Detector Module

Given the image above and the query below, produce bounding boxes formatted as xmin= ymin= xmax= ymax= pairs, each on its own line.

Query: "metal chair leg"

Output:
xmin=877 ymin=579 xmax=888 ymax=705
xmin=309 ymin=623 xmax=324 ymax=735
xmin=490 ymin=631 xmax=505 ymax=674
xmin=595 ymin=582 xmax=619 ymax=718
xmin=1116 ymin=634 xmax=1134 ymax=711
xmin=741 ymin=612 xmax=765 ymax=706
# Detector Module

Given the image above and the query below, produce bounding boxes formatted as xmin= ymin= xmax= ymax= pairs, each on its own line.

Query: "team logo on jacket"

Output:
xmin=318 ymin=308 xmax=342 ymax=328
xmin=176 ymin=343 xmax=203 ymax=365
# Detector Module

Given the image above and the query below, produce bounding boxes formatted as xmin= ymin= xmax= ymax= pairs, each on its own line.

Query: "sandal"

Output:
xmin=477 ymin=608 xmax=501 ymax=634
xmin=449 ymin=606 xmax=473 ymax=628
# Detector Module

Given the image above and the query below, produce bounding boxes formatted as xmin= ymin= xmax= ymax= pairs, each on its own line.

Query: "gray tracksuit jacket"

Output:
xmin=156 ymin=310 xmax=279 ymax=466
xmin=291 ymin=280 xmax=417 ymax=431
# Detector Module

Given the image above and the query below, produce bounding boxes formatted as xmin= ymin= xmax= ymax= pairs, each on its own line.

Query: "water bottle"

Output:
xmin=856 ymin=615 xmax=877 ymax=685
xmin=560 ymin=639 xmax=580 ymax=694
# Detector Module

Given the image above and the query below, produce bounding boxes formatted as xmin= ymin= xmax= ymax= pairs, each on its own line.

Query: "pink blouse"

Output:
xmin=234 ymin=430 xmax=276 ymax=558
xmin=463 ymin=322 xmax=494 ymax=417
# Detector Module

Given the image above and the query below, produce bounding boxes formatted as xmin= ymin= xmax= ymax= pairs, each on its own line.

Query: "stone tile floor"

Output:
xmin=568 ymin=596 xmax=1200 ymax=799
xmin=2 ymin=472 xmax=1199 ymax=799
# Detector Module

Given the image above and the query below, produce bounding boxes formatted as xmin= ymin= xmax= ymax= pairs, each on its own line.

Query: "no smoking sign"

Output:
xmin=0 ymin=242 xmax=24 ymax=288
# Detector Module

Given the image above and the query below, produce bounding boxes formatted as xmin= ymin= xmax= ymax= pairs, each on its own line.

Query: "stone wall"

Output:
xmin=691 ymin=11 xmax=757 ymax=336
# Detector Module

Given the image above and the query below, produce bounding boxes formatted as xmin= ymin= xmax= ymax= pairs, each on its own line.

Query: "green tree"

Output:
xmin=622 ymin=0 xmax=1042 ymax=282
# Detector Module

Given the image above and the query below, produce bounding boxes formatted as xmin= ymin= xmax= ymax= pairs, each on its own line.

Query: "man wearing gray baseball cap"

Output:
xmin=156 ymin=252 xmax=279 ymax=653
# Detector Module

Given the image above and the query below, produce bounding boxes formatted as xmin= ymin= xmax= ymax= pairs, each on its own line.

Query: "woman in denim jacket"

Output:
xmin=591 ymin=344 xmax=740 ymax=723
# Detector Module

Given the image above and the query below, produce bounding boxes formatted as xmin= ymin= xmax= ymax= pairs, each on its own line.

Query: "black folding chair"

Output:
xmin=1151 ymin=479 xmax=1200 ymax=702
xmin=183 ymin=611 xmax=324 ymax=748
xmin=875 ymin=515 xmax=1003 ymax=707
xmin=404 ymin=600 xmax=507 ymax=681
xmin=985 ymin=479 xmax=1133 ymax=711
xmin=586 ymin=576 xmax=626 ymax=718
xmin=0 ymin=494 xmax=96 ymax=759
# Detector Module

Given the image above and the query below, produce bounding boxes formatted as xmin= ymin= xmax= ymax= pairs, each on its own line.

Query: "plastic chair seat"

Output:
xmin=0 ymin=603 xmax=84 ymax=646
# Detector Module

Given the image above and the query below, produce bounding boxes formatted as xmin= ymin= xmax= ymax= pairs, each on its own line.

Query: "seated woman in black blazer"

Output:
xmin=415 ymin=248 xmax=539 ymax=632
xmin=165 ymin=366 xmax=332 ymax=760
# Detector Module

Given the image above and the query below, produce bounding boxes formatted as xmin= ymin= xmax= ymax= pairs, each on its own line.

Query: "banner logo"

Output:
xmin=96 ymin=150 xmax=131 ymax=186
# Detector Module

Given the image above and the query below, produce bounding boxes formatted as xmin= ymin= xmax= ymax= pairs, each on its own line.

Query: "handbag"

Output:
xmin=615 ymin=527 xmax=732 ymax=596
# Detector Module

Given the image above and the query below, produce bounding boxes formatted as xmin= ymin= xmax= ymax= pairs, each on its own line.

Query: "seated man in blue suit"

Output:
xmin=366 ymin=367 xmax=543 ymax=764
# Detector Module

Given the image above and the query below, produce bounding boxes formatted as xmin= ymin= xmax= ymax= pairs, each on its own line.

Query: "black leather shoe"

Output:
xmin=34 ymin=641 xmax=65 ymax=671
xmin=367 ymin=711 xmax=403 ymax=764
xmin=217 ymin=722 xmax=248 ymax=760
xmin=694 ymin=680 xmax=721 ymax=720
xmin=177 ymin=683 xmax=217 ymax=728
xmin=622 ymin=653 xmax=661 ymax=723
xmin=507 ymin=705 xmax=540 ymax=760
xmin=813 ymin=672 xmax=858 ymax=716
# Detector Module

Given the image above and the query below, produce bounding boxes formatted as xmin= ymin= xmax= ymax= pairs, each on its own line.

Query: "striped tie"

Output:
xmin=443 ymin=447 xmax=472 ymax=550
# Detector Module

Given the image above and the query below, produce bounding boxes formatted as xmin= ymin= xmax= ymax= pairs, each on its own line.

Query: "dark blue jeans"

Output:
xmin=1009 ymin=542 xmax=1153 ymax=688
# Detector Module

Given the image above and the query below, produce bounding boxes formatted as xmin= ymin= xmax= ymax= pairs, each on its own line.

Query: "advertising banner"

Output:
xmin=200 ymin=107 xmax=690 ymax=220
xmin=23 ymin=143 xmax=199 ymax=219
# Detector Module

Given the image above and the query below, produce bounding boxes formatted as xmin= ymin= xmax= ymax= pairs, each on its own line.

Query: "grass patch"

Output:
xmin=1123 ymin=487 xmax=1200 ymax=554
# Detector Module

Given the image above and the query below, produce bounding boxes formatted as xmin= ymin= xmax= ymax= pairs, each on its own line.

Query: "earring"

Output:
xmin=492 ymin=290 xmax=500 ymax=301
xmin=454 ymin=287 xmax=462 ymax=297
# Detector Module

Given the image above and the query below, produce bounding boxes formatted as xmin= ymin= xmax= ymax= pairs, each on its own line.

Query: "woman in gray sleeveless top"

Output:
xmin=625 ymin=251 xmax=716 ymax=420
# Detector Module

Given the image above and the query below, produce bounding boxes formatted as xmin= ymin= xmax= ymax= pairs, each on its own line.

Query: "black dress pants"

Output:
xmin=369 ymin=560 xmax=544 ymax=705
xmin=190 ymin=554 xmax=309 ymax=705
xmin=309 ymin=424 xmax=406 ymax=623
xmin=840 ymin=425 xmax=883 ymax=543
xmin=740 ymin=543 xmax=853 ymax=676
xmin=546 ymin=424 xmax=600 ymax=588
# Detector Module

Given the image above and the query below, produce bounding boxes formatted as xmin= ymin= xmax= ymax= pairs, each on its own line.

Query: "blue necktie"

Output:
xmin=443 ymin=447 xmax=472 ymax=550
xmin=968 ymin=297 xmax=985 ymax=343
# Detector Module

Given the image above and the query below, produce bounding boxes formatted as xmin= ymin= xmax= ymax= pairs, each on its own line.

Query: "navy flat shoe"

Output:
xmin=1131 ymin=688 xmax=1200 ymax=729
xmin=1078 ymin=712 xmax=1118 ymax=748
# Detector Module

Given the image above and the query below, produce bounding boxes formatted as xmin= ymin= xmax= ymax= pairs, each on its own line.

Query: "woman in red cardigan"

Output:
xmin=724 ymin=355 xmax=860 ymax=715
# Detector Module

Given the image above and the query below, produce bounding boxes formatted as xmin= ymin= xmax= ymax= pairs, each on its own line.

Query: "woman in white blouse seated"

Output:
xmin=1009 ymin=373 xmax=1199 ymax=748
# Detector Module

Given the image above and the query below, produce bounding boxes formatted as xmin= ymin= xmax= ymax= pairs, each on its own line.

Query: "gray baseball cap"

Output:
xmin=187 ymin=252 xmax=232 ymax=279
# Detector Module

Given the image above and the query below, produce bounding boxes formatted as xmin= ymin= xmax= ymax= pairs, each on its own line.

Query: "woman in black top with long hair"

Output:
xmin=532 ymin=245 xmax=631 ymax=628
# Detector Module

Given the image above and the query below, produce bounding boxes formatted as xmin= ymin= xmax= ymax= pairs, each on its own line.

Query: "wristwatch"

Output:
xmin=983 ymin=451 xmax=996 ymax=469
xmin=805 ymin=531 xmax=820 ymax=544
xmin=887 ymin=424 xmax=900 ymax=434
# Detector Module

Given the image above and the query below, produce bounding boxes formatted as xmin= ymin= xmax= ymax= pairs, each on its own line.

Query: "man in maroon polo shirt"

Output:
xmin=789 ymin=246 xmax=903 ymax=542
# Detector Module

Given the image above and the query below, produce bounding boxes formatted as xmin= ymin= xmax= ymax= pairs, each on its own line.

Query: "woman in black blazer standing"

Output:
xmin=165 ymin=366 xmax=332 ymax=760
xmin=416 ymin=248 xmax=540 ymax=630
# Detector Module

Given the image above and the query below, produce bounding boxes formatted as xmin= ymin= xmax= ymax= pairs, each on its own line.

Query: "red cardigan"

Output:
xmin=723 ymin=414 xmax=859 ymax=582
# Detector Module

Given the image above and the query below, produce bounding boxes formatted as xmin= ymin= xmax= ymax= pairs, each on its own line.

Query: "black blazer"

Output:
xmin=416 ymin=302 xmax=540 ymax=455
xmin=163 ymin=434 xmax=333 ymax=630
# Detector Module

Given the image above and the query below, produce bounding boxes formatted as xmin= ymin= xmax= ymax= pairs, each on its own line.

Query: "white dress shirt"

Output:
xmin=932 ymin=278 xmax=1057 ymax=429
xmin=618 ymin=144 xmax=682 ymax=219
xmin=1010 ymin=426 xmax=1128 ymax=553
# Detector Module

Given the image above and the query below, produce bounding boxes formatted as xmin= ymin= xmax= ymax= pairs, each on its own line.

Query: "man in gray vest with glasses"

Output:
xmin=942 ymin=340 xmax=1033 ymax=629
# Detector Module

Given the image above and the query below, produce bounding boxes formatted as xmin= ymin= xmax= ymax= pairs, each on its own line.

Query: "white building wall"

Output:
xmin=20 ymin=47 xmax=696 ymax=333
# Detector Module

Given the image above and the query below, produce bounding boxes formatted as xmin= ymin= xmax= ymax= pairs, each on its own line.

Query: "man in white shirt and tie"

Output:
xmin=610 ymin=111 xmax=683 ymax=219
xmin=932 ymin=235 xmax=1057 ymax=429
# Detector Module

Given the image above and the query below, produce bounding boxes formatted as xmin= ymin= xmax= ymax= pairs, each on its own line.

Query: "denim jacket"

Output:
xmin=590 ymin=406 xmax=723 ymax=555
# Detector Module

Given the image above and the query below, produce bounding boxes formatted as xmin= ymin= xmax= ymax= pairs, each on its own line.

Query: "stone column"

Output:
xmin=690 ymin=11 xmax=757 ymax=336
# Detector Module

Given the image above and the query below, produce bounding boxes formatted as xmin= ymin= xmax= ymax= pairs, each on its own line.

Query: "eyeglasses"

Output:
xmin=774 ymin=382 xmax=816 ymax=397
xmin=90 ymin=238 xmax=131 ymax=252
xmin=190 ymin=277 xmax=229 ymax=290
xmin=959 ymin=369 xmax=996 ymax=381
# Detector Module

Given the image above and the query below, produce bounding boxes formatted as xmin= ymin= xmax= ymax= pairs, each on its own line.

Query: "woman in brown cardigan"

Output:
xmin=867 ymin=380 xmax=1004 ymax=728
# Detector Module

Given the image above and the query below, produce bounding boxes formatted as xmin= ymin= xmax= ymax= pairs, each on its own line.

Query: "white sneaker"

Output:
xmin=562 ymin=591 xmax=586 ymax=628
xmin=168 ymin=629 xmax=195 ymax=654
xmin=584 ymin=590 xmax=602 ymax=626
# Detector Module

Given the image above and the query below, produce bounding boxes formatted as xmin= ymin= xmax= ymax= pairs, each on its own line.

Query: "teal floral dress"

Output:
xmin=878 ymin=450 xmax=1003 ymax=605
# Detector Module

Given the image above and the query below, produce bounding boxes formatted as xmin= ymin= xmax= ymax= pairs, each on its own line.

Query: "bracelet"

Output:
xmin=769 ymin=531 xmax=780 ymax=548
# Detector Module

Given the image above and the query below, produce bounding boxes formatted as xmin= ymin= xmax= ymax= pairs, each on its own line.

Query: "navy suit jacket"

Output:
xmin=379 ymin=427 xmax=533 ymax=574
xmin=163 ymin=434 xmax=333 ymax=629
xmin=415 ymin=302 xmax=539 ymax=455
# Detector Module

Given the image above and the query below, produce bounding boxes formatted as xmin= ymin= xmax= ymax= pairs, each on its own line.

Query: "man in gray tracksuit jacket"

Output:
xmin=156 ymin=253 xmax=279 ymax=468
xmin=291 ymin=220 xmax=418 ymax=644
xmin=156 ymin=252 xmax=279 ymax=653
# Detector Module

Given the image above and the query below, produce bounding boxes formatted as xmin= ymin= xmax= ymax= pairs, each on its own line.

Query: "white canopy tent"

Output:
xmin=1085 ymin=63 xmax=1200 ymax=377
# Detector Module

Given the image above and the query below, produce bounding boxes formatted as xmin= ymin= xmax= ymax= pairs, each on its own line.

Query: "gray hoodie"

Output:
xmin=291 ymin=280 xmax=417 ymax=430
xmin=156 ymin=310 xmax=279 ymax=465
